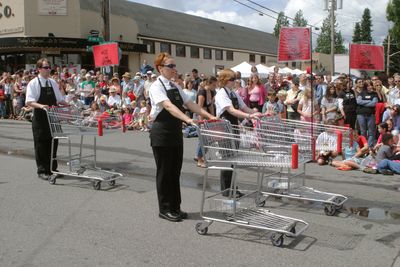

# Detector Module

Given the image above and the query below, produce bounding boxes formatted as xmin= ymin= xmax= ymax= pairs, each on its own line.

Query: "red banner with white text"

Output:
xmin=92 ymin=43 xmax=119 ymax=67
xmin=349 ymin=44 xmax=384 ymax=71
xmin=278 ymin=27 xmax=311 ymax=62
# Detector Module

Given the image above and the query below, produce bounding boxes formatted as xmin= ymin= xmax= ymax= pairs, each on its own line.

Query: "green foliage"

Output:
xmin=273 ymin=12 xmax=290 ymax=37
xmin=360 ymin=8 xmax=373 ymax=43
xmin=293 ymin=10 xmax=308 ymax=27
xmin=315 ymin=13 xmax=346 ymax=54
xmin=384 ymin=34 xmax=400 ymax=75
xmin=352 ymin=22 xmax=362 ymax=43
xmin=387 ymin=0 xmax=400 ymax=48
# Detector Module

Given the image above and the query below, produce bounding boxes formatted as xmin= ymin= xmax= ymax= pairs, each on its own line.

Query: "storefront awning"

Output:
xmin=0 ymin=37 xmax=147 ymax=53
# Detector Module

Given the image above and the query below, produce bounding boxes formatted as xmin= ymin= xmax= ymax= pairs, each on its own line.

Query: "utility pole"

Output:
xmin=102 ymin=0 xmax=110 ymax=41
xmin=325 ymin=0 xmax=342 ymax=76
xmin=387 ymin=33 xmax=391 ymax=76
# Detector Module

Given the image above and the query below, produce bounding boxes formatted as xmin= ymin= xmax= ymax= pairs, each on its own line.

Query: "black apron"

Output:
xmin=150 ymin=79 xmax=185 ymax=147
xmin=220 ymin=88 xmax=240 ymax=126
xmin=32 ymin=78 xmax=57 ymax=140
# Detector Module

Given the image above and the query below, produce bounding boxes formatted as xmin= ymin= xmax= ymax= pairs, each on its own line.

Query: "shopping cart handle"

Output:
xmin=196 ymin=119 xmax=225 ymax=125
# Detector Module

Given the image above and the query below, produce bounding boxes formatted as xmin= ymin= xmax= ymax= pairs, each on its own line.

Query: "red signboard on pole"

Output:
xmin=349 ymin=44 xmax=384 ymax=71
xmin=92 ymin=42 xmax=119 ymax=67
xmin=278 ymin=27 xmax=311 ymax=62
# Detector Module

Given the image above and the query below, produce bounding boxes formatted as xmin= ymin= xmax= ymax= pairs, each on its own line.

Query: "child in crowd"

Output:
xmin=261 ymin=91 xmax=279 ymax=116
xmin=376 ymin=133 xmax=399 ymax=175
xmin=277 ymin=90 xmax=287 ymax=119
xmin=138 ymin=100 xmax=148 ymax=131
xmin=316 ymin=119 xmax=338 ymax=165
xmin=373 ymin=122 xmax=389 ymax=152
xmin=332 ymin=130 xmax=370 ymax=170
xmin=297 ymin=87 xmax=320 ymax=122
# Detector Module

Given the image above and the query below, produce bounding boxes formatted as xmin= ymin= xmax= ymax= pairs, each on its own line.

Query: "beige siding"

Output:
xmin=0 ymin=0 xmax=25 ymax=37
xmin=24 ymin=0 xmax=81 ymax=38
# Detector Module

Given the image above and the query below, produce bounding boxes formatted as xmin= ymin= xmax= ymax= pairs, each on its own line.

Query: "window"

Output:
xmin=249 ymin=54 xmax=255 ymax=63
xmin=226 ymin=51 xmax=233 ymax=61
xmin=203 ymin=48 xmax=212 ymax=59
xmin=143 ymin=40 xmax=155 ymax=54
xmin=160 ymin=42 xmax=171 ymax=54
xmin=260 ymin=55 xmax=266 ymax=64
xmin=176 ymin=44 xmax=186 ymax=57
xmin=190 ymin=46 xmax=200 ymax=58
xmin=215 ymin=49 xmax=223 ymax=60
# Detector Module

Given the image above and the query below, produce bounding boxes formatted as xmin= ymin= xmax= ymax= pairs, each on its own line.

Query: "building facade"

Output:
xmin=0 ymin=0 xmax=279 ymax=75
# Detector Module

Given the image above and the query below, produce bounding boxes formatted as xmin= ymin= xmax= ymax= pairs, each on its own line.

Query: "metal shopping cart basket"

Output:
xmin=252 ymin=116 xmax=348 ymax=216
xmin=195 ymin=120 xmax=309 ymax=247
xmin=45 ymin=106 xmax=124 ymax=190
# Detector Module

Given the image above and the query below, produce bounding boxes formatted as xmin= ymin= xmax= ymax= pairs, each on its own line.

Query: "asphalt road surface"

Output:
xmin=0 ymin=120 xmax=399 ymax=267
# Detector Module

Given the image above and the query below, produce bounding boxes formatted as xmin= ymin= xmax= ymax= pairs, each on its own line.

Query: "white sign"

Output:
xmin=0 ymin=26 xmax=24 ymax=35
xmin=38 ymin=0 xmax=67 ymax=16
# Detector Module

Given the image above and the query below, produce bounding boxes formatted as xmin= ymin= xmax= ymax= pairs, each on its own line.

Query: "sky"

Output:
xmin=127 ymin=0 xmax=390 ymax=48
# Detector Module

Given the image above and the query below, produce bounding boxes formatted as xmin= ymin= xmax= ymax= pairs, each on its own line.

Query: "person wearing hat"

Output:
xmin=25 ymin=58 xmax=68 ymax=180
xmin=149 ymin=52 xmax=216 ymax=222
xmin=133 ymin=75 xmax=145 ymax=103
xmin=107 ymin=87 xmax=121 ymax=107
xmin=121 ymin=72 xmax=134 ymax=93
xmin=109 ymin=77 xmax=121 ymax=95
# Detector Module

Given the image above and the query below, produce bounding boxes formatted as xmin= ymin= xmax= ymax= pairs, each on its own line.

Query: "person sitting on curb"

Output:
xmin=376 ymin=133 xmax=398 ymax=175
xmin=331 ymin=130 xmax=369 ymax=171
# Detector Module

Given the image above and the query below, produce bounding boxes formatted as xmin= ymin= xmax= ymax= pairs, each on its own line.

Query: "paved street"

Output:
xmin=0 ymin=120 xmax=399 ymax=267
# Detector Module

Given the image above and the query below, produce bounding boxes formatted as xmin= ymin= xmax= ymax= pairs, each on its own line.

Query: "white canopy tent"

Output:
xmin=231 ymin=61 xmax=269 ymax=78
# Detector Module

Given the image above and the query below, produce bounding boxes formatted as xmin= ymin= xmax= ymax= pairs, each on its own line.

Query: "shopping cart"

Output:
xmin=260 ymin=116 xmax=353 ymax=159
xmin=252 ymin=116 xmax=348 ymax=216
xmin=45 ymin=106 xmax=124 ymax=190
xmin=195 ymin=120 xmax=309 ymax=247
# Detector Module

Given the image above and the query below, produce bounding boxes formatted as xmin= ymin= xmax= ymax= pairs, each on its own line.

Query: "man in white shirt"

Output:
xmin=107 ymin=87 xmax=121 ymax=107
xmin=25 ymin=58 xmax=68 ymax=180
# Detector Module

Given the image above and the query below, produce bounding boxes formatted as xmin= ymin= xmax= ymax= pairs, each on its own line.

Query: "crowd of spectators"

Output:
xmin=1 ymin=63 xmax=400 ymax=175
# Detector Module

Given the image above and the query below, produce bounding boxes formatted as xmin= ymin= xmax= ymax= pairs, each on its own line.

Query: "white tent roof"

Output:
xmin=279 ymin=67 xmax=294 ymax=74
xmin=230 ymin=61 xmax=253 ymax=78
xmin=255 ymin=64 xmax=272 ymax=77
xmin=292 ymin=69 xmax=305 ymax=75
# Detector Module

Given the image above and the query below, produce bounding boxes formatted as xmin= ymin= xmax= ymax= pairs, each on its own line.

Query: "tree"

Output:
xmin=315 ymin=13 xmax=346 ymax=54
xmin=386 ymin=0 xmax=400 ymax=74
xmin=352 ymin=22 xmax=362 ymax=43
xmin=360 ymin=8 xmax=373 ymax=43
xmin=293 ymin=10 xmax=308 ymax=27
xmin=273 ymin=12 xmax=290 ymax=37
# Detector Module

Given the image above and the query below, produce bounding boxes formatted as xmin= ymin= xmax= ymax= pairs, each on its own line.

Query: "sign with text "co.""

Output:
xmin=349 ymin=44 xmax=384 ymax=71
xmin=92 ymin=42 xmax=119 ymax=67
xmin=278 ymin=27 xmax=311 ymax=62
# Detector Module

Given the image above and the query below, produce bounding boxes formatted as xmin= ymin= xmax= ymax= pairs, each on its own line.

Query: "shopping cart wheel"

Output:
xmin=48 ymin=176 xmax=56 ymax=185
xmin=93 ymin=180 xmax=101 ymax=190
xmin=333 ymin=198 xmax=343 ymax=210
xmin=107 ymin=180 xmax=116 ymax=186
xmin=255 ymin=195 xmax=266 ymax=207
xmin=270 ymin=233 xmax=284 ymax=247
xmin=195 ymin=222 xmax=208 ymax=235
xmin=324 ymin=204 xmax=337 ymax=216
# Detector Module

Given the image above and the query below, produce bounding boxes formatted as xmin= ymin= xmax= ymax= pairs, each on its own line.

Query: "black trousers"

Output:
xmin=152 ymin=145 xmax=183 ymax=213
xmin=32 ymin=124 xmax=58 ymax=175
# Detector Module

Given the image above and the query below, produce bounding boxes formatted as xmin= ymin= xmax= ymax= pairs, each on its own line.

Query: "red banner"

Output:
xmin=278 ymin=27 xmax=311 ymax=62
xmin=349 ymin=44 xmax=384 ymax=71
xmin=92 ymin=43 xmax=119 ymax=67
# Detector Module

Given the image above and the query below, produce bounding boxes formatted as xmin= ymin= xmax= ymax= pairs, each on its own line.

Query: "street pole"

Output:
xmin=330 ymin=0 xmax=335 ymax=76
xmin=102 ymin=0 xmax=110 ymax=42
xmin=387 ymin=32 xmax=391 ymax=76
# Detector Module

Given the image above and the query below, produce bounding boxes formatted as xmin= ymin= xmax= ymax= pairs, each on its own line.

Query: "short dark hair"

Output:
xmin=192 ymin=68 xmax=198 ymax=73
xmin=36 ymin=58 xmax=49 ymax=69
xmin=381 ymin=133 xmax=393 ymax=145
xmin=379 ymin=122 xmax=388 ymax=131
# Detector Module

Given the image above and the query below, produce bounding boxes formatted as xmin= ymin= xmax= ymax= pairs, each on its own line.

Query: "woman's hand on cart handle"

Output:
xmin=41 ymin=105 xmax=50 ymax=110
xmin=250 ymin=112 xmax=262 ymax=120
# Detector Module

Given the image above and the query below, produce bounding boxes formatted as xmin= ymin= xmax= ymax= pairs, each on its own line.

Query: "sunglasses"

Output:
xmin=41 ymin=66 xmax=51 ymax=70
xmin=161 ymin=64 xmax=176 ymax=69
xmin=228 ymin=77 xmax=235 ymax=82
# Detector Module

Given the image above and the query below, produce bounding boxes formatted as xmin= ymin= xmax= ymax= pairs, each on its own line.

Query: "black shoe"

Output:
xmin=37 ymin=173 xmax=49 ymax=180
xmin=159 ymin=211 xmax=182 ymax=222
